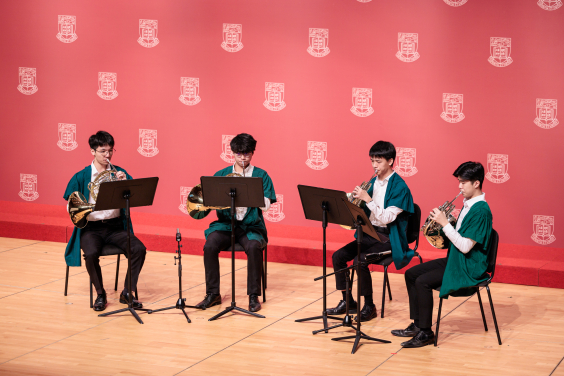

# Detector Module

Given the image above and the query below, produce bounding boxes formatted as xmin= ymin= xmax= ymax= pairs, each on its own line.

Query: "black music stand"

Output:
xmin=294 ymin=185 xmax=355 ymax=334
xmin=200 ymin=176 xmax=266 ymax=321
xmin=330 ymin=199 xmax=390 ymax=353
xmin=96 ymin=177 xmax=159 ymax=325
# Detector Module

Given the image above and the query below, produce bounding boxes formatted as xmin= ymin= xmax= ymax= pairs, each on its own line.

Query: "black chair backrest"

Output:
xmin=486 ymin=229 xmax=499 ymax=278
xmin=406 ymin=203 xmax=421 ymax=244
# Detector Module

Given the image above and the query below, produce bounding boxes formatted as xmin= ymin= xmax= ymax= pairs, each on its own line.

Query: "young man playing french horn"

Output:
xmin=327 ymin=141 xmax=415 ymax=322
xmin=392 ymin=161 xmax=493 ymax=348
xmin=63 ymin=131 xmax=147 ymax=312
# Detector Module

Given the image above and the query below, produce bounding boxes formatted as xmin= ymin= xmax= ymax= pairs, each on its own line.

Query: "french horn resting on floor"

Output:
xmin=67 ymin=160 xmax=120 ymax=229
xmin=186 ymin=172 xmax=242 ymax=219
xmin=420 ymin=191 xmax=462 ymax=248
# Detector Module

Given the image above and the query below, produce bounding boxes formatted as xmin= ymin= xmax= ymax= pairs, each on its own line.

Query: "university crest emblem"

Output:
xmin=97 ymin=72 xmax=118 ymax=100
xmin=440 ymin=93 xmax=465 ymax=123
xmin=264 ymin=194 xmax=285 ymax=222
xmin=485 ymin=154 xmax=510 ymax=184
xmin=57 ymin=123 xmax=78 ymax=151
xmin=220 ymin=135 xmax=235 ymax=163
xmin=57 ymin=15 xmax=77 ymax=43
xmin=444 ymin=0 xmax=469 ymax=6
xmin=264 ymin=82 xmax=286 ymax=111
xmin=138 ymin=19 xmax=159 ymax=48
xmin=179 ymin=77 xmax=201 ymax=106
xmin=531 ymin=215 xmax=556 ymax=245
xmin=396 ymin=33 xmax=420 ymax=62
xmin=351 ymin=88 xmax=374 ymax=117
xmin=18 ymin=67 xmax=38 ymax=95
xmin=357 ymin=0 xmax=372 ymax=2
xmin=534 ymin=99 xmax=558 ymax=129
xmin=19 ymin=174 xmax=39 ymax=201
xmin=306 ymin=141 xmax=329 ymax=170
xmin=179 ymin=186 xmax=191 ymax=215
xmin=307 ymin=28 xmax=330 ymax=57
xmin=538 ymin=0 xmax=562 ymax=10
xmin=221 ymin=24 xmax=243 ymax=52
xmin=488 ymin=37 xmax=513 ymax=67
xmin=137 ymin=129 xmax=159 ymax=157
xmin=394 ymin=148 xmax=418 ymax=177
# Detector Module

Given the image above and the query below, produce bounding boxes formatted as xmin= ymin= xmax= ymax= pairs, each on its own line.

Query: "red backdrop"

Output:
xmin=1 ymin=0 xmax=563 ymax=249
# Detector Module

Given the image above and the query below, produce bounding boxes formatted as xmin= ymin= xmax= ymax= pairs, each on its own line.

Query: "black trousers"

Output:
xmin=80 ymin=218 xmax=147 ymax=295
xmin=404 ymin=257 xmax=447 ymax=328
xmin=203 ymin=228 xmax=263 ymax=296
xmin=332 ymin=233 xmax=392 ymax=297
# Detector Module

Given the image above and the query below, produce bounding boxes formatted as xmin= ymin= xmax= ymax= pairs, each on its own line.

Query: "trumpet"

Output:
xmin=67 ymin=159 xmax=120 ymax=228
xmin=341 ymin=169 xmax=378 ymax=230
xmin=420 ymin=191 xmax=462 ymax=248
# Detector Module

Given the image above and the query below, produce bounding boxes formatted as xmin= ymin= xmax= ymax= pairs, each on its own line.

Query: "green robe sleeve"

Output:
xmin=385 ymin=173 xmax=415 ymax=270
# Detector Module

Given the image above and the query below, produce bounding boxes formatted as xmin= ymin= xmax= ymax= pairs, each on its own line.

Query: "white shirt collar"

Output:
xmin=376 ymin=171 xmax=395 ymax=186
xmin=462 ymin=192 xmax=486 ymax=209
xmin=232 ymin=163 xmax=254 ymax=177
xmin=91 ymin=160 xmax=110 ymax=179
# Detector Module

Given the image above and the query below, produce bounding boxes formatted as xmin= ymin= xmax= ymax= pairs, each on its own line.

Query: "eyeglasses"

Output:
xmin=234 ymin=152 xmax=253 ymax=158
xmin=95 ymin=149 xmax=116 ymax=156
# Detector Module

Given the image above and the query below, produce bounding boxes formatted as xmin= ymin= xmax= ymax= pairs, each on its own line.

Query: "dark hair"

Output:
xmin=369 ymin=141 xmax=396 ymax=166
xmin=453 ymin=161 xmax=485 ymax=189
xmin=89 ymin=131 xmax=114 ymax=150
xmin=230 ymin=133 xmax=257 ymax=154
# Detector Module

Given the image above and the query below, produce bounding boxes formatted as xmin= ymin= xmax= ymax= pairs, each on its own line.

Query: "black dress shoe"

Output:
xmin=119 ymin=291 xmax=143 ymax=309
xmin=401 ymin=330 xmax=435 ymax=348
xmin=249 ymin=294 xmax=261 ymax=312
xmin=195 ymin=294 xmax=221 ymax=309
xmin=326 ymin=299 xmax=357 ymax=315
xmin=354 ymin=303 xmax=377 ymax=322
xmin=93 ymin=293 xmax=107 ymax=312
xmin=391 ymin=322 xmax=421 ymax=337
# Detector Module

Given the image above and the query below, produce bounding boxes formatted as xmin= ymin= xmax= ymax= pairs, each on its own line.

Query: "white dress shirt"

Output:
xmin=442 ymin=193 xmax=486 ymax=254
xmin=365 ymin=171 xmax=403 ymax=227
xmin=87 ymin=161 xmax=121 ymax=221
xmin=232 ymin=164 xmax=271 ymax=221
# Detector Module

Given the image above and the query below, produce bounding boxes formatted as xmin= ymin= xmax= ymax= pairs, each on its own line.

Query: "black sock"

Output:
xmin=342 ymin=290 xmax=355 ymax=302
xmin=414 ymin=319 xmax=420 ymax=328
xmin=364 ymin=295 xmax=374 ymax=306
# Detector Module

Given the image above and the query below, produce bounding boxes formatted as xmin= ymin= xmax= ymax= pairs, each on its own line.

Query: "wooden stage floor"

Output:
xmin=1 ymin=237 xmax=564 ymax=376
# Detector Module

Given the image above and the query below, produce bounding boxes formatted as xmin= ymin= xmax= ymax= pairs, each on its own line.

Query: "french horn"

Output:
xmin=420 ymin=191 xmax=462 ymax=248
xmin=186 ymin=172 xmax=243 ymax=219
xmin=341 ymin=169 xmax=378 ymax=230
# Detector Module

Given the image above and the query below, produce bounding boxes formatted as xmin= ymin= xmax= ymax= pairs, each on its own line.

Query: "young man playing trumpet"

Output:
xmin=392 ymin=161 xmax=492 ymax=348
xmin=194 ymin=133 xmax=277 ymax=313
xmin=327 ymin=141 xmax=415 ymax=322
xmin=63 ymin=131 xmax=147 ymax=312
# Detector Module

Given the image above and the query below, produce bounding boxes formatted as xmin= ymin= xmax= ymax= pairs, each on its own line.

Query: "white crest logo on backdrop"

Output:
xmin=307 ymin=28 xmax=330 ymax=57
xmin=137 ymin=129 xmax=159 ymax=157
xmin=57 ymin=123 xmax=78 ymax=151
xmin=179 ymin=77 xmax=201 ymax=106
xmin=534 ymin=99 xmax=558 ymax=129
xmin=264 ymin=194 xmax=285 ymax=222
xmin=357 ymin=0 xmax=372 ymax=2
xmin=138 ymin=19 xmax=159 ymax=48
xmin=531 ymin=215 xmax=556 ymax=245
xmin=179 ymin=186 xmax=191 ymax=215
xmin=394 ymin=148 xmax=418 ymax=177
xmin=97 ymin=72 xmax=118 ymax=100
xmin=441 ymin=93 xmax=465 ymax=123
xmin=264 ymin=82 xmax=286 ymax=111
xmin=538 ymin=0 xmax=563 ymax=10
xmin=351 ymin=88 xmax=374 ymax=117
xmin=221 ymin=24 xmax=243 ymax=52
xmin=396 ymin=33 xmax=420 ymax=62
xmin=306 ymin=141 xmax=329 ymax=170
xmin=221 ymin=135 xmax=235 ymax=163
xmin=485 ymin=154 xmax=510 ymax=184
xmin=18 ymin=67 xmax=38 ymax=95
xmin=19 ymin=174 xmax=39 ymax=201
xmin=488 ymin=37 xmax=513 ymax=67
xmin=444 ymin=0 xmax=469 ymax=6
xmin=57 ymin=15 xmax=77 ymax=43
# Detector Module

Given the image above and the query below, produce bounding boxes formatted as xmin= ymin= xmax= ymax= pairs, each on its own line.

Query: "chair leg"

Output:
xmin=486 ymin=285 xmax=502 ymax=345
xmin=476 ymin=287 xmax=488 ymax=332
xmin=381 ymin=266 xmax=387 ymax=318
xmin=434 ymin=297 xmax=443 ymax=346
xmin=264 ymin=247 xmax=267 ymax=290
xmin=135 ymin=289 xmax=138 ymax=300
xmin=64 ymin=265 xmax=69 ymax=296
xmin=115 ymin=254 xmax=120 ymax=291
xmin=90 ymin=278 xmax=93 ymax=308
xmin=417 ymin=254 xmax=423 ymax=264
xmin=385 ymin=268 xmax=392 ymax=301
xmin=261 ymin=258 xmax=266 ymax=303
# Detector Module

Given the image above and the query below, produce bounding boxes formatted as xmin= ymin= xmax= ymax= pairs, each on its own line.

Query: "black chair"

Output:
xmin=64 ymin=244 xmax=137 ymax=308
xmin=221 ymin=243 xmax=267 ymax=302
xmin=351 ymin=203 xmax=423 ymax=318
xmin=434 ymin=229 xmax=501 ymax=346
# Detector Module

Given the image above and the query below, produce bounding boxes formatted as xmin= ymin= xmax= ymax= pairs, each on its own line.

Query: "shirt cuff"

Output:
xmin=366 ymin=200 xmax=377 ymax=212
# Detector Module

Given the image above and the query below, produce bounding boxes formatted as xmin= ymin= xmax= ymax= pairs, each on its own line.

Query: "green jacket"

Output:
xmin=63 ymin=165 xmax=133 ymax=267
xmin=204 ymin=166 xmax=277 ymax=247
xmin=440 ymin=201 xmax=493 ymax=298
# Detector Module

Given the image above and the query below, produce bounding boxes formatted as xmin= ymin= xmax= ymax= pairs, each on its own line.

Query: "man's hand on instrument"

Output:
xmin=430 ymin=208 xmax=449 ymax=227
xmin=115 ymin=171 xmax=126 ymax=180
xmin=352 ymin=186 xmax=372 ymax=203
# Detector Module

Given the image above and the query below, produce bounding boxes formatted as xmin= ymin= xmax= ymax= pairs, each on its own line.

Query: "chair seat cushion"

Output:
xmin=101 ymin=244 xmax=124 ymax=256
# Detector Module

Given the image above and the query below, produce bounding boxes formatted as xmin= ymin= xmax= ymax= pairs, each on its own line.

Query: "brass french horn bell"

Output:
xmin=340 ymin=169 xmax=378 ymax=230
xmin=186 ymin=172 xmax=243 ymax=219
xmin=420 ymin=191 xmax=462 ymax=248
